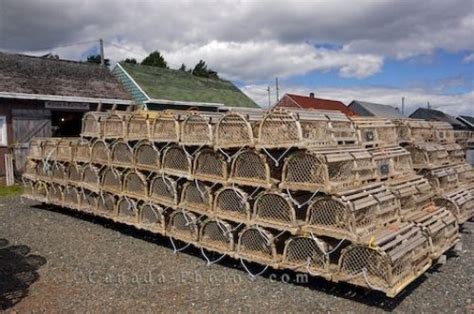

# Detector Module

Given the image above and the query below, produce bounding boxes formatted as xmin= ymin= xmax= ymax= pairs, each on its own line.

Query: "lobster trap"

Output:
xmin=350 ymin=117 xmax=398 ymax=147
xmin=42 ymin=138 xmax=61 ymax=161
xmin=199 ymin=218 xmax=237 ymax=254
xmin=46 ymin=183 xmax=63 ymax=206
xmin=75 ymin=139 xmax=91 ymax=163
xmin=95 ymin=192 xmax=116 ymax=217
xmin=387 ymin=175 xmax=434 ymax=219
xmin=149 ymin=174 xmax=180 ymax=208
xmin=229 ymin=149 xmax=279 ymax=189
xmin=126 ymin=111 xmax=155 ymax=141
xmin=63 ymin=185 xmax=82 ymax=210
xmin=23 ymin=159 xmax=39 ymax=181
xmin=180 ymin=112 xmax=223 ymax=146
xmin=133 ymin=140 xmax=160 ymax=172
xmin=304 ymin=183 xmax=400 ymax=241
xmin=28 ymin=138 xmax=44 ymax=160
xmin=213 ymin=186 xmax=252 ymax=223
xmin=116 ymin=197 xmax=139 ymax=225
xmin=32 ymin=180 xmax=48 ymax=202
xmin=452 ymin=162 xmax=474 ymax=184
xmin=444 ymin=143 xmax=465 ymax=163
xmin=407 ymin=206 xmax=459 ymax=259
xmin=103 ymin=112 xmax=130 ymax=139
xmin=405 ymin=142 xmax=449 ymax=169
xmin=369 ymin=146 xmax=413 ymax=179
xmin=422 ymin=166 xmax=459 ymax=194
xmin=57 ymin=138 xmax=81 ymax=162
xmin=82 ymin=164 xmax=102 ymax=193
xmin=167 ymin=210 xmax=200 ymax=243
xmin=162 ymin=145 xmax=193 ymax=178
xmin=431 ymin=121 xmax=455 ymax=144
xmin=193 ymin=148 xmax=228 ymax=184
xmin=66 ymin=163 xmax=83 ymax=186
xmin=81 ymin=111 xmax=108 ymax=138
xmin=179 ymin=180 xmax=214 ymax=215
xmin=149 ymin=111 xmax=182 ymax=143
xmin=122 ymin=170 xmax=148 ymax=200
xmin=100 ymin=167 xmax=122 ymax=194
xmin=281 ymin=236 xmax=331 ymax=279
xmin=434 ymin=187 xmax=474 ymax=224
xmin=405 ymin=119 xmax=433 ymax=142
xmin=214 ymin=110 xmax=263 ymax=149
xmin=336 ymin=222 xmax=431 ymax=297
xmin=137 ymin=202 xmax=166 ymax=234
xmin=90 ymin=139 xmax=110 ymax=165
xmin=109 ymin=140 xmax=134 ymax=168
xmin=50 ymin=162 xmax=67 ymax=185
xmin=280 ymin=147 xmax=375 ymax=193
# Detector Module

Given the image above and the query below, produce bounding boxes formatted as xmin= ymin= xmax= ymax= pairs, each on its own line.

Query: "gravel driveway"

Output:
xmin=0 ymin=196 xmax=472 ymax=312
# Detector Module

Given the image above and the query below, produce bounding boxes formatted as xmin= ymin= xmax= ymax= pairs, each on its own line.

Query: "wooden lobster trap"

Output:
xmin=122 ymin=170 xmax=148 ymax=200
xmin=193 ymin=148 xmax=228 ymax=184
xmin=326 ymin=111 xmax=358 ymax=145
xmin=434 ymin=187 xmax=474 ymax=224
xmin=350 ymin=117 xmax=398 ymax=147
xmin=180 ymin=112 xmax=224 ymax=146
xmin=109 ymin=140 xmax=134 ymax=168
xmin=66 ymin=163 xmax=84 ymax=186
xmin=22 ymin=179 xmax=35 ymax=200
xmin=237 ymin=225 xmax=289 ymax=267
xmin=149 ymin=111 xmax=183 ymax=143
xmin=42 ymin=138 xmax=62 ymax=161
xmin=199 ymin=218 xmax=238 ymax=255
xmin=213 ymin=186 xmax=253 ymax=224
xmin=95 ymin=192 xmax=116 ymax=217
xmin=407 ymin=206 xmax=459 ymax=259
xmin=281 ymin=236 xmax=331 ymax=279
xmin=229 ymin=149 xmax=280 ymax=189
xmin=406 ymin=142 xmax=449 ymax=170
xmin=214 ymin=109 xmax=263 ymax=149
xmin=369 ymin=146 xmax=413 ymax=179
xmin=100 ymin=166 xmax=123 ymax=194
xmin=31 ymin=180 xmax=48 ymax=202
xmin=126 ymin=110 xmax=158 ymax=141
xmin=252 ymin=191 xmax=304 ymax=234
xmin=28 ymin=138 xmax=44 ymax=160
xmin=179 ymin=180 xmax=214 ymax=215
xmin=280 ymin=147 xmax=376 ymax=194
xmin=136 ymin=202 xmax=166 ymax=234
xmin=422 ymin=166 xmax=459 ymax=194
xmin=431 ymin=121 xmax=455 ymax=144
xmin=452 ymin=162 xmax=474 ymax=184
xmin=335 ymin=222 xmax=431 ymax=298
xmin=81 ymin=163 xmax=102 ymax=193
xmin=162 ymin=145 xmax=193 ymax=179
xmin=149 ymin=174 xmax=180 ymax=208
xmin=75 ymin=139 xmax=91 ymax=163
xmin=23 ymin=159 xmax=39 ymax=181
xmin=406 ymin=119 xmax=433 ymax=142
xmin=102 ymin=112 xmax=131 ymax=139
xmin=304 ymin=183 xmax=400 ymax=241
xmin=387 ymin=175 xmax=434 ymax=219
xmin=90 ymin=139 xmax=110 ymax=165
xmin=115 ymin=196 xmax=139 ymax=225
xmin=81 ymin=112 xmax=108 ymax=138
xmin=46 ymin=183 xmax=63 ymax=206
xmin=35 ymin=160 xmax=51 ymax=181
xmin=453 ymin=130 xmax=473 ymax=147
xmin=167 ymin=210 xmax=200 ymax=244
xmin=49 ymin=161 xmax=67 ymax=185
xmin=444 ymin=143 xmax=465 ymax=163
xmin=63 ymin=185 xmax=82 ymax=210
xmin=56 ymin=138 xmax=81 ymax=162
xmin=133 ymin=140 xmax=160 ymax=172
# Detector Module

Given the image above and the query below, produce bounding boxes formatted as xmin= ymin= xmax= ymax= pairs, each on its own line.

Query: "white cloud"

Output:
xmin=463 ymin=53 xmax=474 ymax=63
xmin=242 ymin=84 xmax=474 ymax=116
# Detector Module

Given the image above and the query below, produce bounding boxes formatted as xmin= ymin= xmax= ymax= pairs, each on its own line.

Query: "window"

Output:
xmin=0 ymin=116 xmax=7 ymax=146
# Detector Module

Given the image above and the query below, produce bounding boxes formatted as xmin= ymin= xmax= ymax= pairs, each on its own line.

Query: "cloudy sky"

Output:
xmin=0 ymin=0 xmax=473 ymax=115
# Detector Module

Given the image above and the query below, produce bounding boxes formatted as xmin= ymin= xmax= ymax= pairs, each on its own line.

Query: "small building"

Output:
xmin=274 ymin=93 xmax=355 ymax=115
xmin=348 ymin=100 xmax=406 ymax=119
xmin=112 ymin=62 xmax=259 ymax=111
xmin=456 ymin=115 xmax=474 ymax=130
xmin=0 ymin=52 xmax=133 ymax=179
xmin=409 ymin=108 xmax=465 ymax=129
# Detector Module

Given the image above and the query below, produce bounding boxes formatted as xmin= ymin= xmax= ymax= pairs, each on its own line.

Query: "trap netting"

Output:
xmin=193 ymin=148 xmax=228 ymax=184
xmin=452 ymin=163 xmax=474 ymax=184
xmin=23 ymin=160 xmax=38 ymax=181
xmin=137 ymin=202 xmax=166 ymax=234
xmin=110 ymin=140 xmax=133 ymax=168
xmin=103 ymin=112 xmax=130 ymax=139
xmin=430 ymin=121 xmax=455 ymax=144
xmin=162 ymin=145 xmax=193 ymax=178
xmin=149 ymin=111 xmax=182 ymax=143
xmin=42 ymin=138 xmax=61 ymax=161
xmin=214 ymin=110 xmax=263 ymax=149
xmin=213 ymin=186 xmax=252 ymax=223
xmin=149 ymin=174 xmax=180 ymax=208
xmin=96 ymin=192 xmax=116 ymax=216
xmin=81 ymin=111 xmax=108 ymax=138
xmin=280 ymin=147 xmax=375 ymax=193
xmin=369 ymin=145 xmax=413 ymax=179
xmin=57 ymin=138 xmax=81 ymax=162
xmin=305 ymin=183 xmax=400 ymax=241
xmin=180 ymin=112 xmax=223 ymax=146
xmin=199 ymin=218 xmax=237 ymax=254
xmin=229 ymin=149 xmax=279 ymax=189
xmin=167 ymin=210 xmax=200 ymax=243
xmin=63 ymin=185 xmax=81 ymax=209
xmin=444 ymin=143 xmax=466 ymax=164
xmin=387 ymin=175 xmax=434 ymax=219
xmin=350 ymin=117 xmax=398 ymax=147
xmin=116 ymin=196 xmax=138 ymax=225
xmin=90 ymin=139 xmax=110 ymax=165
xmin=422 ymin=166 xmax=459 ymax=194
xmin=405 ymin=119 xmax=433 ymax=142
xmin=32 ymin=180 xmax=48 ymax=202
xmin=179 ymin=180 xmax=214 ymax=215
xmin=453 ymin=130 xmax=473 ymax=147
xmin=393 ymin=120 xmax=412 ymax=144
xmin=336 ymin=222 xmax=431 ymax=297
xmin=50 ymin=162 xmax=67 ymax=185
xmin=82 ymin=163 xmax=101 ymax=193
xmin=405 ymin=142 xmax=449 ymax=170
xmin=122 ymin=170 xmax=147 ymax=200
xmin=407 ymin=206 xmax=459 ymax=259
xmin=281 ymin=236 xmax=331 ymax=278
xmin=67 ymin=163 xmax=83 ymax=185
xmin=126 ymin=111 xmax=156 ymax=141
xmin=100 ymin=166 xmax=122 ymax=194
xmin=434 ymin=187 xmax=474 ymax=224
xmin=75 ymin=139 xmax=91 ymax=163
xmin=133 ymin=140 xmax=160 ymax=172
xmin=46 ymin=183 xmax=63 ymax=206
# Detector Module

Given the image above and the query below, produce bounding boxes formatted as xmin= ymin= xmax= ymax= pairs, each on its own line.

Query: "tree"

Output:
xmin=179 ymin=63 xmax=187 ymax=71
xmin=141 ymin=51 xmax=168 ymax=68
xmin=192 ymin=60 xmax=219 ymax=79
xmin=122 ymin=58 xmax=137 ymax=64
xmin=86 ymin=54 xmax=110 ymax=66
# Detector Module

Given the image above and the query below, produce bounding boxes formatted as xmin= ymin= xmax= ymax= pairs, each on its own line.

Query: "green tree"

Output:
xmin=179 ymin=63 xmax=187 ymax=71
xmin=141 ymin=51 xmax=168 ymax=68
xmin=122 ymin=58 xmax=137 ymax=64
xmin=86 ymin=54 xmax=110 ymax=66
xmin=192 ymin=60 xmax=218 ymax=79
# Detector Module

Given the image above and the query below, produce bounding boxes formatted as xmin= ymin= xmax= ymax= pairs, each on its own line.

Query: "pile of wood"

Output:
xmin=22 ymin=108 xmax=472 ymax=297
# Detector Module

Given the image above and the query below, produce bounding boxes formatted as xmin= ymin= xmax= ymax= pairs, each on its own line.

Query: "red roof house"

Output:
xmin=274 ymin=93 xmax=355 ymax=116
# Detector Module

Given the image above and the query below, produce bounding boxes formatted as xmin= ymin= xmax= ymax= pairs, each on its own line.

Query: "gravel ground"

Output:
xmin=0 ymin=196 xmax=472 ymax=313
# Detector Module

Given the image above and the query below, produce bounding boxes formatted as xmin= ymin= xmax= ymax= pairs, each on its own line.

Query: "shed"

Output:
xmin=274 ymin=93 xmax=355 ymax=116
xmin=409 ymin=108 xmax=465 ymax=130
xmin=348 ymin=100 xmax=406 ymax=119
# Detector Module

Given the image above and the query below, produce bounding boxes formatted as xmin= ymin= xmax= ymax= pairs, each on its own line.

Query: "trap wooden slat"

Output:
xmin=180 ymin=112 xmax=224 ymax=146
xmin=81 ymin=111 xmax=108 ymax=138
xmin=214 ymin=109 xmax=263 ymax=149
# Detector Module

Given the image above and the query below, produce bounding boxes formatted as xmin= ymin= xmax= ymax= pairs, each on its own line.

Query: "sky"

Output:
xmin=0 ymin=0 xmax=473 ymax=116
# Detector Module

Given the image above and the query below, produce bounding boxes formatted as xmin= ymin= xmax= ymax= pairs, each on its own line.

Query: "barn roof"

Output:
xmin=348 ymin=100 xmax=406 ymax=119
xmin=409 ymin=107 xmax=463 ymax=128
xmin=116 ymin=62 xmax=258 ymax=108
xmin=0 ymin=52 xmax=132 ymax=103
xmin=457 ymin=115 xmax=474 ymax=129
xmin=278 ymin=94 xmax=355 ymax=115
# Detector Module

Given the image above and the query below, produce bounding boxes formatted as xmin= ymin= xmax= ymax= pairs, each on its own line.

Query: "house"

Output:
xmin=456 ymin=115 xmax=474 ymax=130
xmin=409 ymin=108 xmax=465 ymax=129
xmin=112 ymin=62 xmax=259 ymax=111
xmin=274 ymin=93 xmax=355 ymax=115
xmin=348 ymin=100 xmax=406 ymax=119
xmin=0 ymin=52 xmax=133 ymax=179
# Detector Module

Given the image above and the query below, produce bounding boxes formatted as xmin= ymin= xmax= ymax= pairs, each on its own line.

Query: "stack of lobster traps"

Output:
xmin=22 ymin=108 xmax=469 ymax=298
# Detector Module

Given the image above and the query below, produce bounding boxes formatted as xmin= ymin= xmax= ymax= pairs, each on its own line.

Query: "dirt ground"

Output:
xmin=0 ymin=196 xmax=472 ymax=313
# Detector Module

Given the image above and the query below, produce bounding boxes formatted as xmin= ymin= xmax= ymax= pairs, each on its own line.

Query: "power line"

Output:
xmin=104 ymin=41 xmax=147 ymax=58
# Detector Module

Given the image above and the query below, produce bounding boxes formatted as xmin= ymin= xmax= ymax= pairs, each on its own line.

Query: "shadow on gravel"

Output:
xmin=0 ymin=239 xmax=47 ymax=310
xmin=34 ymin=203 xmax=458 ymax=311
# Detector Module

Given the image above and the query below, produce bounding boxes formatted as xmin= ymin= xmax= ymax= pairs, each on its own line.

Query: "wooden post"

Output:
xmin=4 ymin=153 xmax=14 ymax=186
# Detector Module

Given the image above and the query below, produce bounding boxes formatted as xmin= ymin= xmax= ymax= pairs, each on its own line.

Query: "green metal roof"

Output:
xmin=118 ymin=62 xmax=259 ymax=108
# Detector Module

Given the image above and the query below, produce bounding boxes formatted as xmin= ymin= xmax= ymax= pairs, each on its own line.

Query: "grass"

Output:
xmin=0 ymin=185 xmax=23 ymax=197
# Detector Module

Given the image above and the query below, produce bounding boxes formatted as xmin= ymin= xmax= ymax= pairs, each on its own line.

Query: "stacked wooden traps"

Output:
xmin=22 ymin=108 xmax=470 ymax=298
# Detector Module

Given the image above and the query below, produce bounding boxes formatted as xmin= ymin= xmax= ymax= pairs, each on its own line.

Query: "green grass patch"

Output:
xmin=0 ymin=185 xmax=23 ymax=197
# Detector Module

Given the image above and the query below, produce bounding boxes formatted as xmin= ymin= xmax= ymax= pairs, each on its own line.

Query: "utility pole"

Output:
xmin=427 ymin=101 xmax=431 ymax=109
xmin=99 ymin=38 xmax=105 ymax=66
xmin=275 ymin=77 xmax=280 ymax=102
xmin=401 ymin=97 xmax=405 ymax=114
xmin=267 ymin=86 xmax=271 ymax=107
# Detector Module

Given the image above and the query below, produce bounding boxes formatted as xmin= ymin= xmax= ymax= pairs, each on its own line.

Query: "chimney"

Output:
xmin=309 ymin=92 xmax=315 ymax=98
